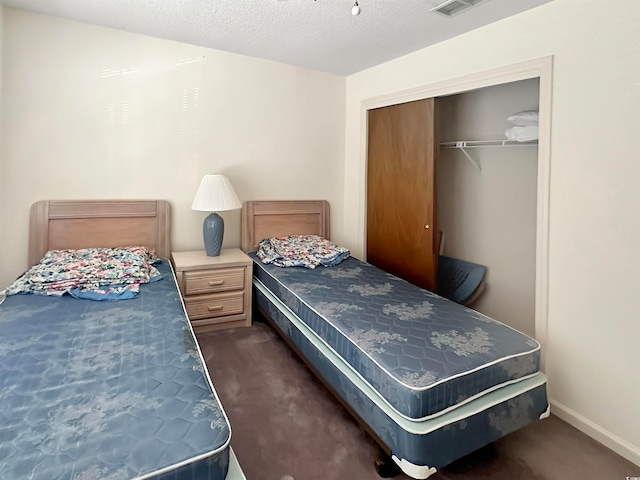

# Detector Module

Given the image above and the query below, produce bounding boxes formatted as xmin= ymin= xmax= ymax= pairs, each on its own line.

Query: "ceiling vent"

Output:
xmin=430 ymin=0 xmax=488 ymax=17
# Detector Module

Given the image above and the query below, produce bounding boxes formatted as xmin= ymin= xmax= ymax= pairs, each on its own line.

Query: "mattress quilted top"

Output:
xmin=0 ymin=260 xmax=231 ymax=480
xmin=252 ymin=254 xmax=540 ymax=420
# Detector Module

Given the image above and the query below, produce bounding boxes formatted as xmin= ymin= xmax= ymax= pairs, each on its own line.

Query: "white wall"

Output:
xmin=0 ymin=8 xmax=345 ymax=289
xmin=437 ymin=79 xmax=539 ymax=336
xmin=345 ymin=0 xmax=640 ymax=465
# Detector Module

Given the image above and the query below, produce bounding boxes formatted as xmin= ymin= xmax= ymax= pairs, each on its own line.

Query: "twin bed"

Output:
xmin=1 ymin=198 xmax=548 ymax=480
xmin=242 ymin=200 xmax=549 ymax=479
xmin=0 ymin=200 xmax=244 ymax=480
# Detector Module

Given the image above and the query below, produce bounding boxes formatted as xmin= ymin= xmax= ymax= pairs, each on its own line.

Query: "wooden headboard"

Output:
xmin=28 ymin=200 xmax=171 ymax=266
xmin=241 ymin=200 xmax=330 ymax=253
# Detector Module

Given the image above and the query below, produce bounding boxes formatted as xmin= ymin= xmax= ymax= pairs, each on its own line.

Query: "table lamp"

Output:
xmin=191 ymin=175 xmax=242 ymax=257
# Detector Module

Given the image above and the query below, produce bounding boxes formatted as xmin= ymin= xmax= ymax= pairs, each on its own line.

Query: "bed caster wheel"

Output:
xmin=375 ymin=457 xmax=401 ymax=478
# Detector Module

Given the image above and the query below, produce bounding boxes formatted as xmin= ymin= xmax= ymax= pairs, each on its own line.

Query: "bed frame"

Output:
xmin=241 ymin=200 xmax=549 ymax=479
xmin=28 ymin=199 xmax=171 ymax=265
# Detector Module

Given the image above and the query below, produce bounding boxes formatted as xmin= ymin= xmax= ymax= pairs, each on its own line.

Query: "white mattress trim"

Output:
xmin=132 ymin=261 xmax=233 ymax=480
xmin=255 ymin=278 xmax=548 ymax=433
xmin=257 ymin=260 xmax=541 ymax=393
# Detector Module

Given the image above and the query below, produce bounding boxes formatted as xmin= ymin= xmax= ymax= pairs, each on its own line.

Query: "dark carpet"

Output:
xmin=198 ymin=317 xmax=640 ymax=480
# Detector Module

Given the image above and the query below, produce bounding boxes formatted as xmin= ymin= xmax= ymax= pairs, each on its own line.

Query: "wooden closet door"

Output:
xmin=366 ymin=98 xmax=438 ymax=291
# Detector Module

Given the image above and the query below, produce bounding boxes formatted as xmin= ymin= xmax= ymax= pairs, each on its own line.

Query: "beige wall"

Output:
xmin=437 ymin=79 xmax=539 ymax=336
xmin=0 ymin=8 xmax=345 ymax=288
xmin=344 ymin=0 xmax=640 ymax=464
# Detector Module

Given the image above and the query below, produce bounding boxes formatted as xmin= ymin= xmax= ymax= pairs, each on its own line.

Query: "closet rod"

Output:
xmin=439 ymin=140 xmax=537 ymax=173
xmin=439 ymin=140 xmax=538 ymax=148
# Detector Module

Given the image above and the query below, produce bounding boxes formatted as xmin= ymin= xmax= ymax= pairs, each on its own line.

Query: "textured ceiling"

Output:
xmin=2 ymin=0 xmax=552 ymax=75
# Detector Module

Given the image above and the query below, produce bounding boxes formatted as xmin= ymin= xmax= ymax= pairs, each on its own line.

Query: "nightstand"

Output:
xmin=172 ymin=248 xmax=253 ymax=333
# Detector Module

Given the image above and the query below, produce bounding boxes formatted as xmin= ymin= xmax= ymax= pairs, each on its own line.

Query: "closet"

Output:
xmin=366 ymin=78 xmax=539 ymax=336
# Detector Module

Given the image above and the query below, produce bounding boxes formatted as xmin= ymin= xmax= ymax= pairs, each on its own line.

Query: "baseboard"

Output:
xmin=550 ymin=399 xmax=640 ymax=467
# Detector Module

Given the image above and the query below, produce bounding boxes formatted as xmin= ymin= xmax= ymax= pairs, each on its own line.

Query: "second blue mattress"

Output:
xmin=251 ymin=254 xmax=540 ymax=420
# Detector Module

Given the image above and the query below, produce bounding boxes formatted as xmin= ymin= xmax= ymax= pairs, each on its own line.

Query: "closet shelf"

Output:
xmin=439 ymin=139 xmax=538 ymax=173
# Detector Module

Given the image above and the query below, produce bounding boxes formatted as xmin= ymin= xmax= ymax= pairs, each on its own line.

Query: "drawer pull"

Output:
xmin=207 ymin=305 xmax=223 ymax=311
xmin=208 ymin=280 xmax=224 ymax=286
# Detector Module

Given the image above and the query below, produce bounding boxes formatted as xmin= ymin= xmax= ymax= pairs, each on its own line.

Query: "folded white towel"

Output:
xmin=507 ymin=110 xmax=539 ymax=126
xmin=505 ymin=125 xmax=538 ymax=142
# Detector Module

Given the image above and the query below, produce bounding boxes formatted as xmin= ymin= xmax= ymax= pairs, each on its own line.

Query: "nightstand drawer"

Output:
xmin=184 ymin=291 xmax=244 ymax=320
xmin=183 ymin=267 xmax=245 ymax=295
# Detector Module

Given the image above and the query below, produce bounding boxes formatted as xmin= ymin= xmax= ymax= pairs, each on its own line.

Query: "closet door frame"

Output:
xmin=358 ymin=56 xmax=553 ymax=369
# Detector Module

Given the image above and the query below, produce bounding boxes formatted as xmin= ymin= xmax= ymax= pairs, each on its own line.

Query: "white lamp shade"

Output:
xmin=191 ymin=175 xmax=242 ymax=212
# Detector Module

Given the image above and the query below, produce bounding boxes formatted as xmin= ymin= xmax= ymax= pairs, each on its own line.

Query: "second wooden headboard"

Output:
xmin=241 ymin=200 xmax=330 ymax=253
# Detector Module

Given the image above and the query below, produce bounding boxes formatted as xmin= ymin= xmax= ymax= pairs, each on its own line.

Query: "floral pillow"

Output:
xmin=257 ymin=235 xmax=350 ymax=269
xmin=3 ymin=246 xmax=162 ymax=300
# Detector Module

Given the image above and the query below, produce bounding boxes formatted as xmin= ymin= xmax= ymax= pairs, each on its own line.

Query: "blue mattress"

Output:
xmin=250 ymin=254 xmax=541 ymax=420
xmin=254 ymin=279 xmax=549 ymax=478
xmin=0 ymin=260 xmax=231 ymax=480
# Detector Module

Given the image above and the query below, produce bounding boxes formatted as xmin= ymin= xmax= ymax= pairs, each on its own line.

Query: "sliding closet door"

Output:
xmin=366 ymin=98 xmax=438 ymax=291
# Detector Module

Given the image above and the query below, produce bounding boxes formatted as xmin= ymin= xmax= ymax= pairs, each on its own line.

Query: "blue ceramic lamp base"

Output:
xmin=203 ymin=212 xmax=224 ymax=257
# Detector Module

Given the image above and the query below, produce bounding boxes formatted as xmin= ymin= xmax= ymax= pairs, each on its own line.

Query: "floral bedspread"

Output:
xmin=3 ymin=246 xmax=161 ymax=300
xmin=257 ymin=235 xmax=350 ymax=269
